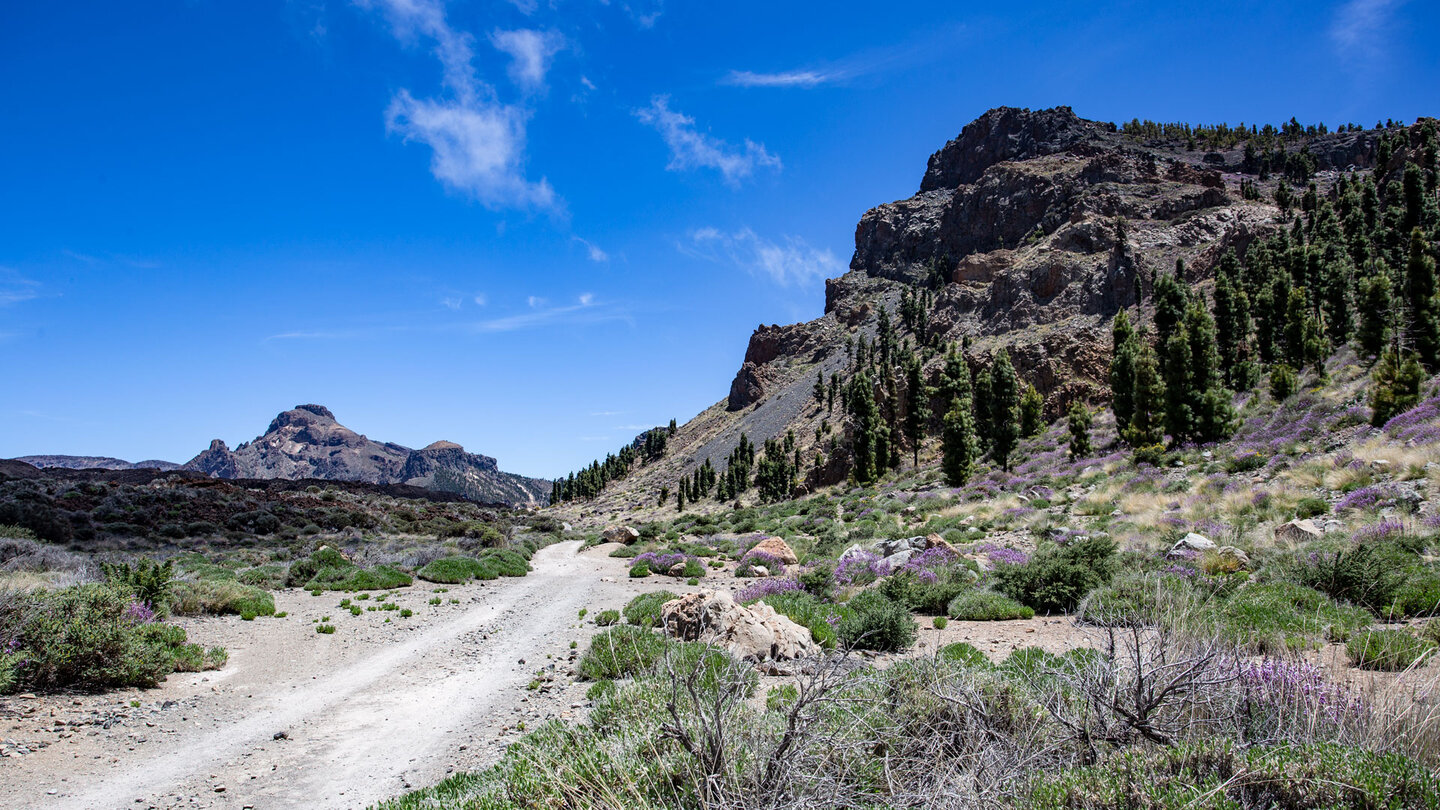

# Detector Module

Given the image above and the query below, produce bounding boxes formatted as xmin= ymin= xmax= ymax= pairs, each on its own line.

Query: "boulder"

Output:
xmin=1215 ymin=546 xmax=1251 ymax=570
xmin=1168 ymin=533 xmax=1215 ymax=557
xmin=602 ymin=526 xmax=641 ymax=545
xmin=883 ymin=550 xmax=914 ymax=570
xmin=1274 ymin=519 xmax=1322 ymax=544
xmin=667 ymin=563 xmax=688 ymax=577
xmin=661 ymin=591 xmax=820 ymax=662
xmin=750 ymin=566 xmax=770 ymax=578
xmin=924 ymin=533 xmax=959 ymax=555
xmin=839 ymin=544 xmax=870 ymax=562
xmin=750 ymin=536 xmax=798 ymax=566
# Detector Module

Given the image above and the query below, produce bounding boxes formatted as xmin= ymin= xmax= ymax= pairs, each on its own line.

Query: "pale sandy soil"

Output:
xmin=0 ymin=541 xmax=698 ymax=810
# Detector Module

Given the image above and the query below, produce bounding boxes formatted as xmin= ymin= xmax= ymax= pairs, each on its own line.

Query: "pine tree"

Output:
xmin=1269 ymin=363 xmax=1297 ymax=402
xmin=941 ymin=395 xmax=979 ymax=487
xmin=1212 ymin=253 xmax=1255 ymax=389
xmin=1355 ymin=272 xmax=1394 ymax=361
xmin=1282 ymin=287 xmax=1311 ymax=368
xmin=973 ymin=368 xmax=993 ymax=451
xmin=1066 ymin=401 xmax=1092 ymax=461
xmin=676 ymin=481 xmax=686 ymax=511
xmin=1109 ymin=310 xmax=1138 ymax=433
xmin=658 ymin=485 xmax=669 ymax=506
xmin=1123 ymin=341 xmax=1166 ymax=451
xmin=813 ymin=372 xmax=826 ymax=406
xmin=903 ymin=355 xmax=929 ymax=466
xmin=935 ymin=347 xmax=972 ymax=417
xmin=1185 ymin=301 xmax=1235 ymax=443
xmin=668 ymin=418 xmax=678 ymax=436
xmin=988 ymin=350 xmax=1020 ymax=470
xmin=848 ymin=372 xmax=882 ymax=484
xmin=1162 ymin=328 xmax=1194 ymax=444
xmin=1369 ymin=347 xmax=1425 ymax=426
xmin=1153 ymin=271 xmax=1188 ymax=369
xmin=1019 ymin=383 xmax=1045 ymax=437
xmin=1404 ymin=229 xmax=1440 ymax=370
xmin=827 ymin=373 xmax=839 ymax=412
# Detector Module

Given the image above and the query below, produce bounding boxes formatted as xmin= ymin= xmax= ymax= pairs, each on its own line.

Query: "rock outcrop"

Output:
xmin=182 ymin=405 xmax=549 ymax=507
xmin=661 ymin=591 xmax=820 ymax=663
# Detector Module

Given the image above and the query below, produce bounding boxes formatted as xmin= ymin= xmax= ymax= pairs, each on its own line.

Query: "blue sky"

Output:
xmin=2 ymin=0 xmax=1436 ymax=478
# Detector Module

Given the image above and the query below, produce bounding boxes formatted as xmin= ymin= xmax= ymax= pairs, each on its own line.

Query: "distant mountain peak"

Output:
xmin=422 ymin=440 xmax=464 ymax=451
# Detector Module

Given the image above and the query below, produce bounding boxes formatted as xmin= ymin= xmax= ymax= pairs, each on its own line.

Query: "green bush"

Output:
xmin=649 ymin=641 xmax=757 ymax=696
xmin=797 ymin=563 xmax=835 ymax=600
xmin=758 ymin=591 xmax=852 ymax=650
xmin=623 ymin=591 xmax=677 ymax=628
xmin=1295 ymin=497 xmax=1329 ymax=519
xmin=992 ymin=537 xmax=1118 ymax=614
xmin=594 ymin=609 xmax=620 ymax=627
xmin=877 ymin=570 xmax=971 ymax=614
xmin=947 ymin=590 xmax=1035 ymax=621
xmin=1288 ymin=542 xmax=1411 ymax=614
xmin=578 ymin=626 xmax=668 ymax=680
xmin=480 ymin=549 xmax=530 ymax=577
xmin=307 ymin=563 xmax=411 ymax=592
xmin=1389 ymin=567 xmax=1440 ymax=618
xmin=1346 ymin=628 xmax=1437 ymax=671
xmin=937 ymin=641 xmax=991 ymax=668
xmin=170 ymin=580 xmax=276 ymax=617
xmin=8 ymin=585 xmax=176 ymax=691
xmin=1076 ymin=572 xmax=1193 ymax=627
xmin=418 ymin=556 xmax=495 ymax=584
xmin=837 ymin=591 xmax=916 ymax=652
xmin=1024 ymin=740 xmax=1440 ymax=810
xmin=1209 ymin=582 xmax=1371 ymax=653
xmin=628 ymin=561 xmax=651 ymax=578
xmin=100 ymin=558 xmax=174 ymax=614
xmin=237 ymin=565 xmax=287 ymax=589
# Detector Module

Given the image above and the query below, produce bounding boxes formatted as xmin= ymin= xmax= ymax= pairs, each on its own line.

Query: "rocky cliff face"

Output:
xmin=558 ymin=105 xmax=1385 ymax=520
xmin=400 ymin=441 xmax=551 ymax=506
xmin=12 ymin=455 xmax=183 ymax=472
xmin=183 ymin=406 xmax=549 ymax=506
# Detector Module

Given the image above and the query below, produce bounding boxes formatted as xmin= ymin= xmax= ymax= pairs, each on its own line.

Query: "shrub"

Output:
xmin=100 ymin=558 xmax=174 ymax=614
xmin=594 ymin=609 xmax=620 ymax=627
xmin=578 ymin=625 xmax=668 ymax=680
xmin=992 ymin=536 xmax=1118 ymax=614
xmin=480 ymin=549 xmax=530 ymax=577
xmin=947 ymin=589 xmax=1035 ymax=621
xmin=170 ymin=580 xmax=276 ymax=617
xmin=759 ymin=591 xmax=852 ymax=650
xmin=622 ymin=591 xmax=677 ymax=628
xmin=1209 ymin=582 xmax=1371 ymax=653
xmin=316 ymin=624 xmax=336 ymax=634
xmin=418 ymin=556 xmax=494 ymax=584
xmin=877 ymin=570 xmax=970 ymax=614
xmin=1287 ymin=542 xmax=1410 ymax=614
xmin=237 ymin=565 xmax=287 ymax=590
xmin=1389 ymin=567 xmax=1440 ymax=618
xmin=8 ymin=584 xmax=175 ymax=690
xmin=650 ymin=641 xmax=757 ymax=697
xmin=1346 ymin=628 xmax=1436 ymax=671
xmin=735 ymin=550 xmax=785 ymax=578
xmin=1295 ymin=497 xmax=1329 ymax=519
xmin=937 ymin=641 xmax=990 ymax=668
xmin=932 ymin=616 xmax=948 ymax=629
xmin=1076 ymin=572 xmax=1193 ymax=627
xmin=285 ymin=557 xmax=320 ymax=587
xmin=837 ymin=591 xmax=916 ymax=652
xmin=628 ymin=561 xmax=651 ymax=578
xmin=797 ymin=563 xmax=835 ymax=600
xmin=1024 ymin=740 xmax=1439 ymax=810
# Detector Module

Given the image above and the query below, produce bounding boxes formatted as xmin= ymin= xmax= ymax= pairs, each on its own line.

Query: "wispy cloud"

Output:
xmin=589 ymin=410 xmax=624 ymax=417
xmin=1330 ymin=0 xmax=1405 ymax=63
xmin=490 ymin=28 xmax=564 ymax=92
xmin=265 ymin=330 xmax=363 ymax=342
xmin=0 ymin=269 xmax=41 ymax=306
xmin=473 ymin=293 xmax=488 ymax=306
xmin=441 ymin=296 xmax=463 ymax=310
xmin=681 ymin=227 xmax=842 ymax=287
xmin=465 ymin=293 xmax=621 ymax=333
xmin=721 ymin=69 xmax=832 ymax=88
xmin=573 ymin=236 xmax=609 ymax=262
xmin=360 ymin=0 xmax=557 ymax=211
xmin=635 ymin=95 xmax=780 ymax=186
xmin=527 ymin=295 xmax=547 ymax=308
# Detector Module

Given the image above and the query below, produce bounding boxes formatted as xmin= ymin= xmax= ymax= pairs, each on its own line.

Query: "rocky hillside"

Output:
xmin=184 ymin=405 xmax=550 ymax=507
xmin=12 ymin=455 xmax=183 ymax=472
xmin=555 ymin=105 xmax=1391 ymax=522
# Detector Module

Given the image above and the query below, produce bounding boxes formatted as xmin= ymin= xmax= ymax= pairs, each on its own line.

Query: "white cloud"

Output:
xmin=505 ymin=0 xmax=539 ymax=14
xmin=441 ymin=296 xmax=462 ymax=310
xmin=468 ymin=294 xmax=612 ymax=333
xmin=721 ymin=70 xmax=831 ymax=88
xmin=573 ymin=236 xmax=609 ymax=262
xmin=635 ymin=96 xmax=780 ymax=186
xmin=490 ymin=28 xmax=564 ymax=92
xmin=682 ymin=227 xmax=842 ymax=287
xmin=1330 ymin=0 xmax=1405 ymax=61
xmin=527 ymin=295 xmax=546 ymax=308
xmin=0 ymin=269 xmax=41 ymax=306
xmin=360 ymin=0 xmax=557 ymax=211
xmin=473 ymin=293 xmax=488 ymax=306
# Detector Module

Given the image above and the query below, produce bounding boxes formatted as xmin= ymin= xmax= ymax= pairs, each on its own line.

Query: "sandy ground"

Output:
xmin=0 ymin=541 xmax=692 ymax=810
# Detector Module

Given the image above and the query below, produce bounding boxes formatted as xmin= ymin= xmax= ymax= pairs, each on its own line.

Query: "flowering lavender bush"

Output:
xmin=835 ymin=550 xmax=889 ymax=586
xmin=736 ymin=577 xmax=804 ymax=604
xmin=122 ymin=600 xmax=157 ymax=625
xmin=981 ymin=545 xmax=1030 ymax=567
xmin=1383 ymin=396 xmax=1440 ymax=444
xmin=1336 ymin=485 xmax=1400 ymax=512
xmin=1350 ymin=520 xmax=1405 ymax=544
xmin=735 ymin=550 xmax=786 ymax=578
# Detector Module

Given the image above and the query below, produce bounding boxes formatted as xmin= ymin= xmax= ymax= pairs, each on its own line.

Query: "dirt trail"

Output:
xmin=2 ymin=541 xmax=652 ymax=810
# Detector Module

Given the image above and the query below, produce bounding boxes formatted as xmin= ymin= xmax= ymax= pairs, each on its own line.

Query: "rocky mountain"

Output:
xmin=555 ymin=105 xmax=1391 ymax=521
xmin=12 ymin=455 xmax=183 ymax=472
xmin=184 ymin=405 xmax=550 ymax=506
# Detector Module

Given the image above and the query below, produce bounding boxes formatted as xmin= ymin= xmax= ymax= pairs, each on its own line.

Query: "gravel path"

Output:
xmin=1 ymin=541 xmax=657 ymax=810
